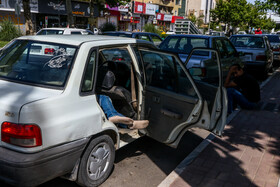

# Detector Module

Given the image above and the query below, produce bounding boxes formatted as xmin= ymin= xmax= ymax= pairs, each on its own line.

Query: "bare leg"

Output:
xmin=108 ymin=116 xmax=133 ymax=125
xmin=108 ymin=116 xmax=149 ymax=130
xmin=130 ymin=120 xmax=149 ymax=130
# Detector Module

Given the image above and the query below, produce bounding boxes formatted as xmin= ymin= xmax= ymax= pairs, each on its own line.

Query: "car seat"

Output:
xmin=97 ymin=68 xmax=136 ymax=119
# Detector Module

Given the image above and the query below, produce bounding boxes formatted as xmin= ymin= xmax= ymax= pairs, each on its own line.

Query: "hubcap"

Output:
xmin=86 ymin=142 xmax=111 ymax=180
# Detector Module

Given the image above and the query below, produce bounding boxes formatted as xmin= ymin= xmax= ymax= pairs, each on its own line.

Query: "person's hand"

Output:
xmin=229 ymin=66 xmax=238 ymax=75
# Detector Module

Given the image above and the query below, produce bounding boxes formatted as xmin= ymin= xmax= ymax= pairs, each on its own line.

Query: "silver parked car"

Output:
xmin=159 ymin=35 xmax=243 ymax=84
xmin=230 ymin=34 xmax=273 ymax=78
xmin=263 ymin=34 xmax=280 ymax=65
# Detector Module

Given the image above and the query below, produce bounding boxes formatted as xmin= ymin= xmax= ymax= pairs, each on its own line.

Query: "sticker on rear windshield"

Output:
xmin=44 ymin=48 xmax=70 ymax=68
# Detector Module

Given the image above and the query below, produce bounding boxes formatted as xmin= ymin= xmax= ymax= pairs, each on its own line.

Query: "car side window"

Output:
xmin=140 ymin=50 xmax=197 ymax=97
xmin=214 ymin=39 xmax=226 ymax=58
xmin=81 ymin=50 xmax=96 ymax=92
xmin=137 ymin=35 xmax=151 ymax=42
xmin=223 ymin=39 xmax=236 ymax=57
xmin=71 ymin=31 xmax=82 ymax=35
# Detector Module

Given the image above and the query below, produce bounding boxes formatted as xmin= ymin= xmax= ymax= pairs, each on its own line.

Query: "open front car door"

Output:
xmin=137 ymin=48 xmax=227 ymax=147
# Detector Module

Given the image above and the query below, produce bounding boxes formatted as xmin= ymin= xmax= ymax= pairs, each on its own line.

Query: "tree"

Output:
xmin=211 ymin=0 xmax=250 ymax=30
xmin=66 ymin=0 xmax=74 ymax=27
xmin=211 ymin=0 xmax=276 ymax=32
xmin=22 ymin=0 xmax=35 ymax=35
xmin=255 ymin=0 xmax=280 ymax=15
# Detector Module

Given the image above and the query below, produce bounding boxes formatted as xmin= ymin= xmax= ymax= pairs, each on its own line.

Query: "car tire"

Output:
xmin=77 ymin=135 xmax=115 ymax=187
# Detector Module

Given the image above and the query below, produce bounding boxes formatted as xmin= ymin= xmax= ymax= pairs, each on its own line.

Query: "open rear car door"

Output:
xmin=137 ymin=48 xmax=227 ymax=147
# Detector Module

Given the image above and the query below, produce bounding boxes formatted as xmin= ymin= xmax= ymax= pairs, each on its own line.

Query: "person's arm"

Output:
xmin=224 ymin=66 xmax=238 ymax=88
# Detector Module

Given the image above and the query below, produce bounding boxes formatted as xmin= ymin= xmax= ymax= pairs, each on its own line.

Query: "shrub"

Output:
xmin=0 ymin=19 xmax=21 ymax=41
xmin=144 ymin=24 xmax=161 ymax=35
xmin=100 ymin=22 xmax=116 ymax=32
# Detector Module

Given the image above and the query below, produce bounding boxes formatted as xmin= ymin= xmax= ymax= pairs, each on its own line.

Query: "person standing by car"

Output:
xmin=224 ymin=64 xmax=260 ymax=114
xmin=255 ymin=28 xmax=262 ymax=34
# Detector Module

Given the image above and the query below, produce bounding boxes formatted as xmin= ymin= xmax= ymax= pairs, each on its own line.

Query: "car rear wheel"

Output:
xmin=77 ymin=135 xmax=115 ymax=187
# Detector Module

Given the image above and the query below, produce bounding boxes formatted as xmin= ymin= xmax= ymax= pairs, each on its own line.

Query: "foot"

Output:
xmin=129 ymin=120 xmax=149 ymax=130
xmin=109 ymin=116 xmax=133 ymax=125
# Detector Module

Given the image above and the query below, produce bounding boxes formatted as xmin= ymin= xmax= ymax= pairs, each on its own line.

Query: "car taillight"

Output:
xmin=256 ymin=55 xmax=266 ymax=61
xmin=272 ymin=48 xmax=280 ymax=52
xmin=45 ymin=48 xmax=55 ymax=54
xmin=1 ymin=122 xmax=42 ymax=147
xmin=112 ymin=57 xmax=125 ymax=62
xmin=201 ymin=68 xmax=207 ymax=77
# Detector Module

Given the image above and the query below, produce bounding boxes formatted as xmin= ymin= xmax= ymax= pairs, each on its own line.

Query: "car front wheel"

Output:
xmin=77 ymin=135 xmax=115 ymax=187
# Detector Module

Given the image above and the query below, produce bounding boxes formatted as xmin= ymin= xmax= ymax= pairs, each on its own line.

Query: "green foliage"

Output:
xmin=211 ymin=0 xmax=276 ymax=31
xmin=143 ymin=24 xmax=161 ymax=35
xmin=0 ymin=19 xmax=21 ymax=41
xmin=188 ymin=14 xmax=204 ymax=28
xmin=100 ymin=22 xmax=116 ymax=32
xmin=160 ymin=34 xmax=168 ymax=39
xmin=0 ymin=41 xmax=9 ymax=48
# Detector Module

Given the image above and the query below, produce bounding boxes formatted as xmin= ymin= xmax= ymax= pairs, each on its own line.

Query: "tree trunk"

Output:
xmin=66 ymin=0 xmax=74 ymax=27
xmin=23 ymin=0 xmax=34 ymax=35
xmin=89 ymin=0 xmax=95 ymax=30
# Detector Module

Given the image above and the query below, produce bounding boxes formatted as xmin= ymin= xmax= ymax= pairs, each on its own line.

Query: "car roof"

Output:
xmin=17 ymin=35 xmax=150 ymax=46
xmin=38 ymin=28 xmax=88 ymax=32
xmin=231 ymin=34 xmax=264 ymax=37
xmin=103 ymin=31 xmax=160 ymax=35
xmin=166 ymin=34 xmax=225 ymax=38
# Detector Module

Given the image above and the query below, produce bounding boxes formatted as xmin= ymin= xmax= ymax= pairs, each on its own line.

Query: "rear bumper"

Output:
xmin=0 ymin=138 xmax=88 ymax=187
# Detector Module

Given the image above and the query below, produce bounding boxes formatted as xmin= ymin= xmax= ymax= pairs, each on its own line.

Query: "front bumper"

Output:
xmin=0 ymin=138 xmax=88 ymax=187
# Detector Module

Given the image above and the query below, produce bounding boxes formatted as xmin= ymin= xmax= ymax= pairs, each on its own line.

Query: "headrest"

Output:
xmin=101 ymin=70 xmax=116 ymax=90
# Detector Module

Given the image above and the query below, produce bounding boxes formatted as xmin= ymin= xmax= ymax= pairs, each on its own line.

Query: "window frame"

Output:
xmin=79 ymin=48 xmax=99 ymax=96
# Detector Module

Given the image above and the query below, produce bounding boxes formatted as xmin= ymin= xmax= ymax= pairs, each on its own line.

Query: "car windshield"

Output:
xmin=0 ymin=40 xmax=77 ymax=87
xmin=231 ymin=36 xmax=265 ymax=48
xmin=37 ymin=30 xmax=64 ymax=35
xmin=160 ymin=36 xmax=209 ymax=56
xmin=266 ymin=35 xmax=280 ymax=43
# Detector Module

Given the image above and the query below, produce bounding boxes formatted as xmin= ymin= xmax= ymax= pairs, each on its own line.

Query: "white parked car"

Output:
xmin=36 ymin=27 xmax=96 ymax=35
xmin=0 ymin=35 xmax=227 ymax=186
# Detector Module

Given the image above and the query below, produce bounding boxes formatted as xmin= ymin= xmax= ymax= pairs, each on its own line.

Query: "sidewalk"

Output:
xmin=159 ymin=70 xmax=280 ymax=187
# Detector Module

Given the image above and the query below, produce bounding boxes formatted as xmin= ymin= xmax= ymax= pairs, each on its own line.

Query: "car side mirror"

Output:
xmin=189 ymin=68 xmax=203 ymax=76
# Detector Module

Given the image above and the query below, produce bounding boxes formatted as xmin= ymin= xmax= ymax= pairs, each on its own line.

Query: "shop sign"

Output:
xmin=120 ymin=14 xmax=131 ymax=21
xmin=72 ymin=11 xmax=85 ymax=16
xmin=118 ymin=4 xmax=129 ymax=12
xmin=106 ymin=4 xmax=129 ymax=12
xmin=145 ymin=3 xmax=156 ymax=15
xmin=156 ymin=13 xmax=164 ymax=21
xmin=171 ymin=16 xmax=184 ymax=23
xmin=164 ymin=14 xmax=172 ymax=21
xmin=134 ymin=1 xmax=145 ymax=14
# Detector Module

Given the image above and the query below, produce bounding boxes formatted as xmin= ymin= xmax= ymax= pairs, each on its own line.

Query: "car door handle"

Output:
xmin=153 ymin=96 xmax=160 ymax=103
xmin=161 ymin=108 xmax=182 ymax=119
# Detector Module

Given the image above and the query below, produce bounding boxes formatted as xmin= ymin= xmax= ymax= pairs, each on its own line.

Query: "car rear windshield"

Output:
xmin=230 ymin=36 xmax=265 ymax=48
xmin=159 ymin=36 xmax=209 ymax=56
xmin=37 ymin=30 xmax=64 ymax=35
xmin=266 ymin=35 xmax=280 ymax=43
xmin=0 ymin=40 xmax=77 ymax=88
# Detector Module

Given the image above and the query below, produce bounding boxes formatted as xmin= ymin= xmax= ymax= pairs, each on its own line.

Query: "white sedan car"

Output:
xmin=0 ymin=35 xmax=227 ymax=186
xmin=36 ymin=27 xmax=97 ymax=35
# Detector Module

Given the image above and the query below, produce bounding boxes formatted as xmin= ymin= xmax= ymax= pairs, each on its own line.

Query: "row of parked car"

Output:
xmin=0 ymin=27 xmax=277 ymax=187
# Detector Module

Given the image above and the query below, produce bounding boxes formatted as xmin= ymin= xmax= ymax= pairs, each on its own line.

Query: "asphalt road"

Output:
xmin=0 ymin=128 xmax=209 ymax=187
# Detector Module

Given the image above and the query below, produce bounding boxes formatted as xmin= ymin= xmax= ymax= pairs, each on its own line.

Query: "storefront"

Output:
xmin=37 ymin=0 xmax=91 ymax=30
xmin=156 ymin=13 xmax=172 ymax=31
xmin=0 ymin=0 xmax=38 ymax=33
xmin=133 ymin=1 xmax=156 ymax=31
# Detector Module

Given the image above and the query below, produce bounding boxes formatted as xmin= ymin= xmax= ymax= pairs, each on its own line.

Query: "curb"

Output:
xmin=158 ymin=69 xmax=279 ymax=187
